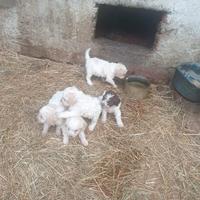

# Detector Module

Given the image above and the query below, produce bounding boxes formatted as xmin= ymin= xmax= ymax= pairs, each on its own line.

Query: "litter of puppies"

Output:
xmin=37 ymin=48 xmax=126 ymax=145
xmin=2 ymin=50 xmax=198 ymax=199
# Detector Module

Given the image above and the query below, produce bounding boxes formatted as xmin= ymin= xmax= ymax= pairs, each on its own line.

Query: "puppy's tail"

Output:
xmin=85 ymin=48 xmax=91 ymax=60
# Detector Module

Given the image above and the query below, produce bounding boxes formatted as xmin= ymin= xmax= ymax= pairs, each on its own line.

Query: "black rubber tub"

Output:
xmin=172 ymin=63 xmax=200 ymax=102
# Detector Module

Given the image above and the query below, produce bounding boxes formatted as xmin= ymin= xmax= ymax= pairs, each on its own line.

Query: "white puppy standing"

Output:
xmin=37 ymin=91 xmax=65 ymax=136
xmin=85 ymin=48 xmax=127 ymax=88
xmin=100 ymin=90 xmax=124 ymax=127
xmin=59 ymin=86 xmax=102 ymax=131
xmin=61 ymin=116 xmax=88 ymax=146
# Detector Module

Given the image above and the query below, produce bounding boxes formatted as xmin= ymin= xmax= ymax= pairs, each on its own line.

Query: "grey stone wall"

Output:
xmin=0 ymin=0 xmax=200 ymax=68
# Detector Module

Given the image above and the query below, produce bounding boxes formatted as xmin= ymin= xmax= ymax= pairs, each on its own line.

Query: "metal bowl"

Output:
xmin=124 ymin=75 xmax=150 ymax=100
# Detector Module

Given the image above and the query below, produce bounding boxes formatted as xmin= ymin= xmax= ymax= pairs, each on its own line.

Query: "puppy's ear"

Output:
xmin=115 ymin=65 xmax=127 ymax=78
xmin=68 ymin=93 xmax=77 ymax=106
xmin=115 ymin=67 xmax=123 ymax=77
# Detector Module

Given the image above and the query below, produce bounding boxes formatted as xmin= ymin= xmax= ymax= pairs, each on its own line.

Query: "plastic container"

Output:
xmin=172 ymin=63 xmax=200 ymax=102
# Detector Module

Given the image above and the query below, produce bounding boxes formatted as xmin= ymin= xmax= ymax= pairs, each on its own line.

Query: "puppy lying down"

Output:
xmin=85 ymin=48 xmax=127 ymax=88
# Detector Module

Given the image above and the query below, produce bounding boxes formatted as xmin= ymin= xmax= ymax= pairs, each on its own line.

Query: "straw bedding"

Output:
xmin=0 ymin=50 xmax=200 ymax=200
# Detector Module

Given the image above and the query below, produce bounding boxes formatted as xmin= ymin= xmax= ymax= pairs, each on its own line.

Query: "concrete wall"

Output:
xmin=0 ymin=0 xmax=200 ymax=69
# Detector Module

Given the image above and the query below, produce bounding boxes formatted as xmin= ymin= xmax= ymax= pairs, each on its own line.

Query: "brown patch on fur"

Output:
xmin=103 ymin=90 xmax=121 ymax=107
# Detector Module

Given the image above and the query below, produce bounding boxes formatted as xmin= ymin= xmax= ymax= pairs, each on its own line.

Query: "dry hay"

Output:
xmin=0 ymin=50 xmax=200 ymax=200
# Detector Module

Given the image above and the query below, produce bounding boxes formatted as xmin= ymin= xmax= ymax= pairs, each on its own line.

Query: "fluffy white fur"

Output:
xmin=59 ymin=87 xmax=102 ymax=131
xmin=37 ymin=91 xmax=65 ymax=136
xmin=61 ymin=86 xmax=83 ymax=108
xmin=100 ymin=91 xmax=124 ymax=127
xmin=85 ymin=48 xmax=127 ymax=88
xmin=61 ymin=117 xmax=88 ymax=146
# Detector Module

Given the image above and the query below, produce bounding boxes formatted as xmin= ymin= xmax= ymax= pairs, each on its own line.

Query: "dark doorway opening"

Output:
xmin=95 ymin=4 xmax=167 ymax=49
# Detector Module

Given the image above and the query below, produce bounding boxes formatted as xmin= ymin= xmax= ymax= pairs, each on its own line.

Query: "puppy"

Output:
xmin=100 ymin=90 xmax=124 ymax=127
xmin=61 ymin=117 xmax=88 ymax=146
xmin=37 ymin=91 xmax=65 ymax=136
xmin=59 ymin=86 xmax=102 ymax=131
xmin=85 ymin=48 xmax=127 ymax=88
xmin=61 ymin=86 xmax=84 ymax=108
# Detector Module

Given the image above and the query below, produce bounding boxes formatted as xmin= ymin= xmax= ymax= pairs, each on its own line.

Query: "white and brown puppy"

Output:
xmin=37 ymin=91 xmax=65 ymax=136
xmin=100 ymin=90 xmax=124 ymax=127
xmin=61 ymin=116 xmax=88 ymax=146
xmin=85 ymin=48 xmax=127 ymax=88
xmin=59 ymin=86 xmax=102 ymax=131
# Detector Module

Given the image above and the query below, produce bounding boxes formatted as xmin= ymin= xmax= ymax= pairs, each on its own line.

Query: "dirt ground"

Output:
xmin=0 ymin=50 xmax=200 ymax=200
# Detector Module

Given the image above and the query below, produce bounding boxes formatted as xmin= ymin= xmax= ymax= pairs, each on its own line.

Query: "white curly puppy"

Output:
xmin=60 ymin=86 xmax=83 ymax=108
xmin=100 ymin=90 xmax=124 ymax=127
xmin=37 ymin=91 xmax=65 ymax=136
xmin=61 ymin=116 xmax=88 ymax=146
xmin=85 ymin=48 xmax=127 ymax=88
xmin=59 ymin=86 xmax=102 ymax=131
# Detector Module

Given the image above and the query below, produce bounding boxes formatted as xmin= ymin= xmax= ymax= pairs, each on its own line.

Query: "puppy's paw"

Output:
xmin=42 ymin=131 xmax=47 ymax=137
xmin=88 ymin=124 xmax=95 ymax=131
xmin=82 ymin=139 xmax=88 ymax=146
xmin=117 ymin=122 xmax=124 ymax=128
xmin=87 ymin=80 xmax=93 ymax=86
xmin=56 ymin=129 xmax=61 ymax=137
xmin=42 ymin=132 xmax=47 ymax=137
xmin=63 ymin=138 xmax=69 ymax=145
xmin=101 ymin=118 xmax=107 ymax=123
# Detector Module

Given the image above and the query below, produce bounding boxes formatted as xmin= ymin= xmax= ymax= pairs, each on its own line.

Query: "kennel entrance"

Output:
xmin=95 ymin=4 xmax=167 ymax=49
